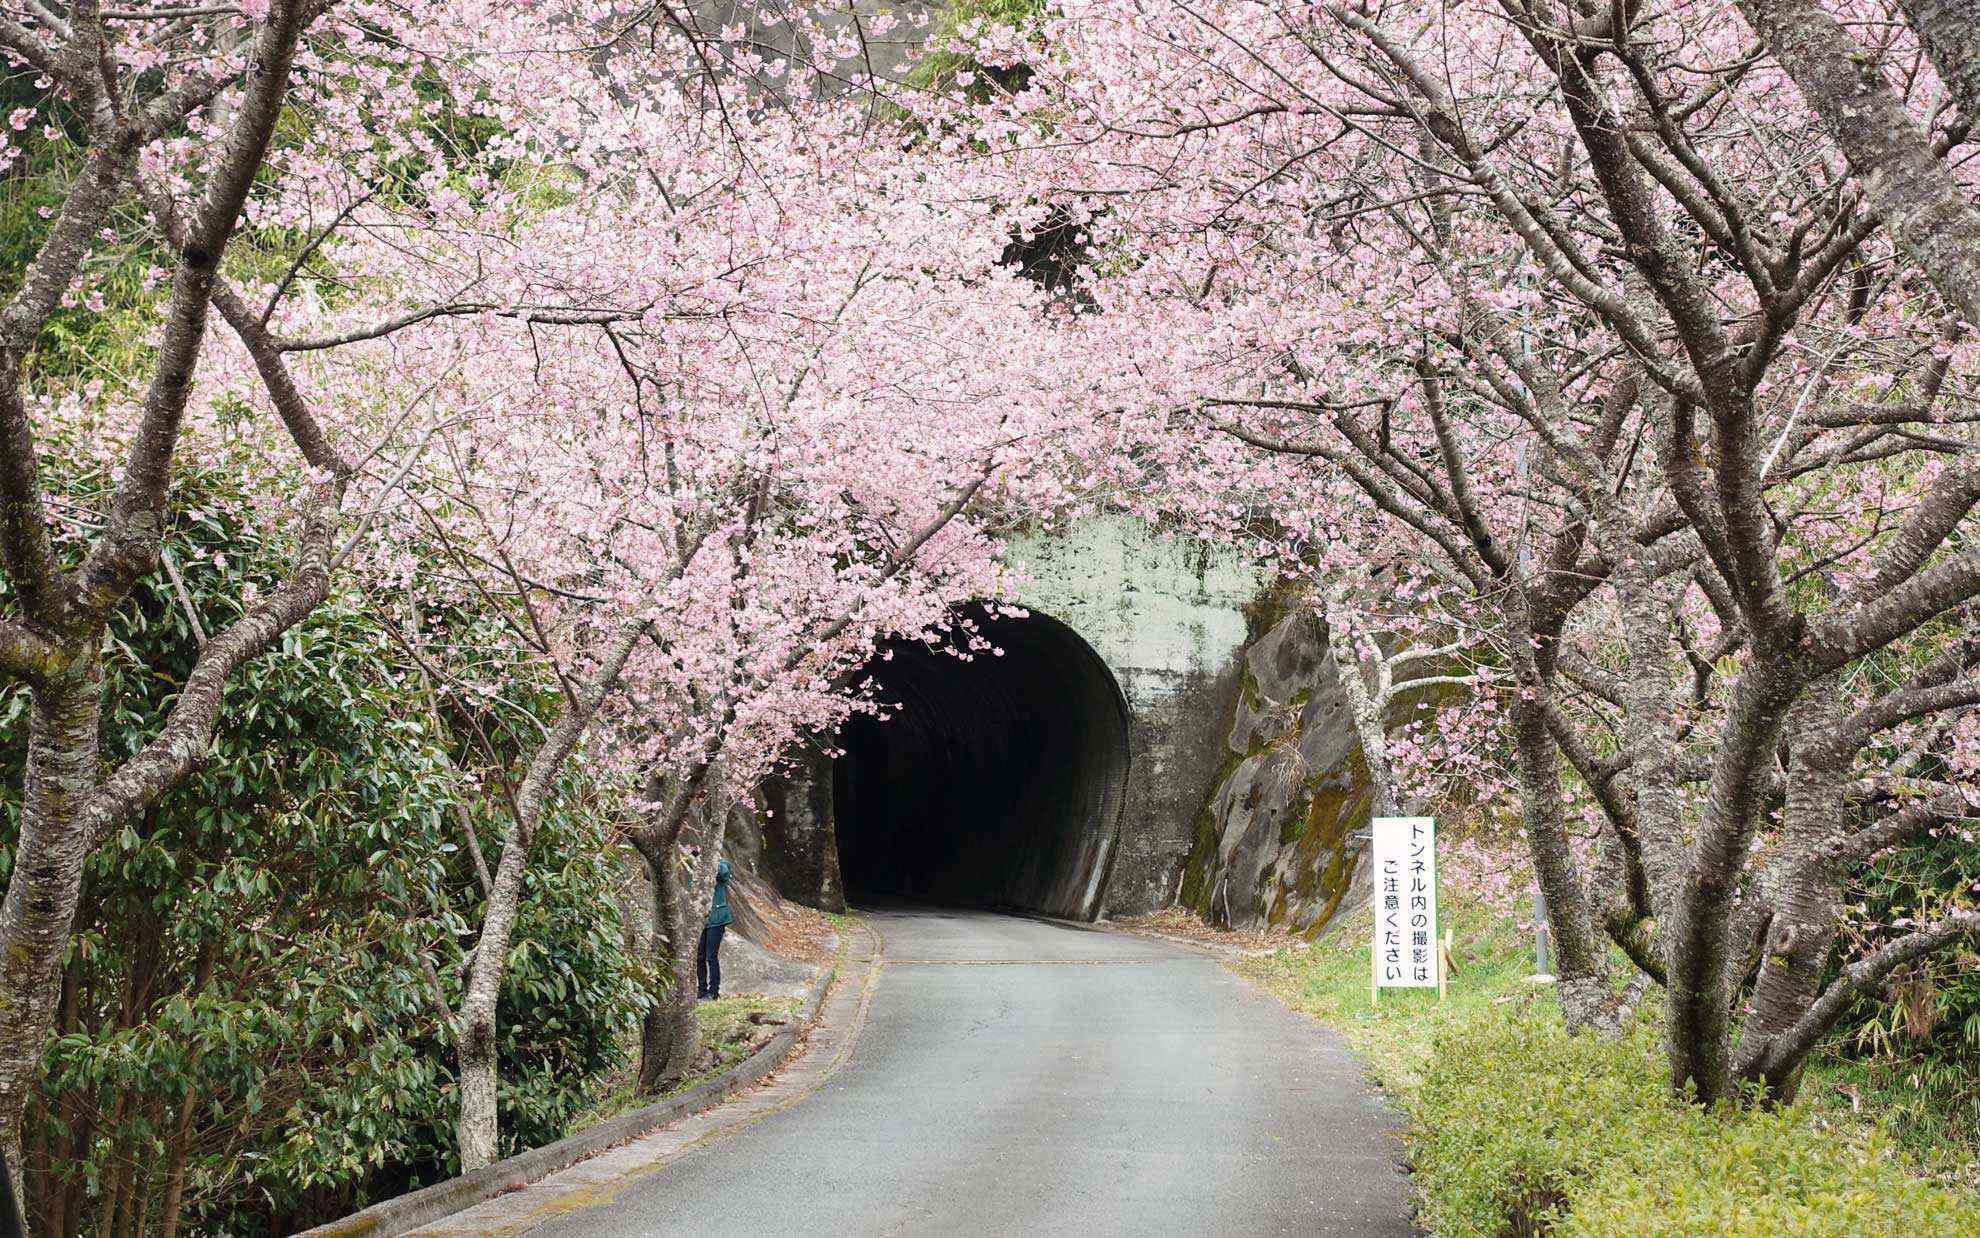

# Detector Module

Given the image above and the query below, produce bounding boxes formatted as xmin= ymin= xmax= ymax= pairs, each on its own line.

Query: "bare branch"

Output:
xmin=1828 ymin=789 xmax=1971 ymax=866
xmin=273 ymin=301 xmax=656 ymax=353
xmin=0 ymin=17 xmax=59 ymax=75
xmin=1840 ymin=458 xmax=1980 ymax=608
xmin=1812 ymin=547 xmax=1980 ymax=668
xmin=104 ymin=6 xmax=245 ymax=19
xmin=261 ymin=188 xmax=377 ymax=323
xmin=81 ymin=478 xmax=342 ymax=847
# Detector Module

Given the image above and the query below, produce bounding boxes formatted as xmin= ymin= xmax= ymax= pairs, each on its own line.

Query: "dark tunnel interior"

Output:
xmin=832 ymin=604 xmax=1131 ymax=920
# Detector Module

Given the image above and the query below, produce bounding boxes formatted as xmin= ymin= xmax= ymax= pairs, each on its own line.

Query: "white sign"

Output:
xmin=1372 ymin=816 xmax=1438 ymax=988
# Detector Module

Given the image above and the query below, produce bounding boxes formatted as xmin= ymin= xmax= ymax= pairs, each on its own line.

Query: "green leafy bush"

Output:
xmin=2 ymin=446 xmax=642 ymax=1234
xmin=1409 ymin=1007 xmax=1980 ymax=1236
xmin=1409 ymin=1009 xmax=1673 ymax=1233
xmin=1562 ymin=1102 xmax=1975 ymax=1236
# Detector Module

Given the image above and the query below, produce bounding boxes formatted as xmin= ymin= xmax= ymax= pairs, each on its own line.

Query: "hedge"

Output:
xmin=1407 ymin=1007 xmax=1980 ymax=1236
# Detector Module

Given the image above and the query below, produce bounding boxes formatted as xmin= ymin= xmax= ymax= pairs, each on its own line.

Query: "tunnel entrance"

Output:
xmin=832 ymin=604 xmax=1131 ymax=920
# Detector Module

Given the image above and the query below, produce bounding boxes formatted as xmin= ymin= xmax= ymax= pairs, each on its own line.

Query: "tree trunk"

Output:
xmin=451 ymin=761 xmax=561 ymax=1173
xmin=1504 ymin=595 xmax=1617 ymax=1032
xmin=1731 ymin=688 xmax=1847 ymax=1101
xmin=25 ymin=945 xmax=80 ymax=1235
xmin=94 ymin=1091 xmax=131 ymax=1238
xmin=1668 ymin=660 xmax=1805 ymax=1103
xmin=635 ymin=839 xmax=701 ymax=1093
xmin=97 ymin=928 xmax=156 ymax=1238
xmin=450 ymin=617 xmax=648 ymax=1170
xmin=119 ymin=1091 xmax=167 ymax=1238
xmin=1329 ymin=629 xmax=1399 ymax=819
xmin=0 ymin=660 xmax=103 ymax=1194
xmin=155 ymin=1077 xmax=199 ymax=1237
xmin=156 ymin=938 xmax=216 ymax=1238
xmin=1618 ymin=565 xmax=1683 ymax=936
xmin=1614 ymin=557 xmax=1707 ymax=1074
xmin=455 ymin=1007 xmax=500 ymax=1173
xmin=37 ymin=967 xmax=88 ymax=1238
xmin=1508 ymin=688 xmax=1617 ymax=1031
xmin=1895 ymin=0 xmax=1980 ymax=130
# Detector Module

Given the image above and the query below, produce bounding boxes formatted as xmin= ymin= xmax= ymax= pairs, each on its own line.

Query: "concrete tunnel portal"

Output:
xmin=832 ymin=604 xmax=1132 ymax=920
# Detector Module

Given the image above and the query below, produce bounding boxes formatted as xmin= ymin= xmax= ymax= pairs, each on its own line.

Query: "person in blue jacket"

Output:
xmin=697 ymin=857 xmax=733 ymax=1001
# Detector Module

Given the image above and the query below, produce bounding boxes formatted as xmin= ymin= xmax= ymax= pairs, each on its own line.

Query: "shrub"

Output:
xmin=1409 ymin=1007 xmax=1676 ymax=1233
xmin=1563 ymin=1103 xmax=1977 ymax=1236
xmin=3 ymin=449 xmax=642 ymax=1234
xmin=1408 ymin=1005 xmax=1980 ymax=1236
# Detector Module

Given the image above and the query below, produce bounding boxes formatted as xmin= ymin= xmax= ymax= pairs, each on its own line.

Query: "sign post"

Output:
xmin=1370 ymin=816 xmax=1439 ymax=1005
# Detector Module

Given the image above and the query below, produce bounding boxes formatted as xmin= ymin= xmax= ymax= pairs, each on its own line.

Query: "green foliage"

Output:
xmin=1561 ymin=1100 xmax=1976 ymax=1237
xmin=1411 ymin=1013 xmax=1668 ymax=1234
xmin=1816 ymin=820 xmax=1980 ymax=1182
xmin=472 ymin=840 xmax=646 ymax=1163
xmin=906 ymin=0 xmax=1050 ymax=96
xmin=1 ymin=447 xmax=642 ymax=1233
xmin=0 ymin=72 xmax=168 ymax=388
xmin=1409 ymin=1009 xmax=1980 ymax=1236
xmin=1239 ymin=885 xmax=1980 ymax=1230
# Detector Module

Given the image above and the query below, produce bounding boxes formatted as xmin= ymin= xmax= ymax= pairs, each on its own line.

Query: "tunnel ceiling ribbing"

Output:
xmin=833 ymin=605 xmax=1130 ymax=919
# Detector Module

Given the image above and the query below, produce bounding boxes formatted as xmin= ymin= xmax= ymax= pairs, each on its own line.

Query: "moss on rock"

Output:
xmin=1185 ymin=604 xmax=1376 ymax=936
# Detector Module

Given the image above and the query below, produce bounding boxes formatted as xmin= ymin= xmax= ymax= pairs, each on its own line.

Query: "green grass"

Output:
xmin=690 ymin=994 xmax=804 ymax=1079
xmin=1803 ymin=1049 xmax=1980 ymax=1193
xmin=1232 ymin=892 xmax=1537 ymax=1095
xmin=1233 ymin=894 xmax=1980 ymax=1224
xmin=567 ymin=993 xmax=803 ymax=1135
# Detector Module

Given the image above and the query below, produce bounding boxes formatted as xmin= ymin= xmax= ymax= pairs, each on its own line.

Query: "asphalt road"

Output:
xmin=531 ymin=904 xmax=1413 ymax=1237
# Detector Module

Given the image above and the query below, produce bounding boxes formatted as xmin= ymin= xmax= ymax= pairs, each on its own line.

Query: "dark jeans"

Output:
xmin=697 ymin=923 xmax=726 ymax=998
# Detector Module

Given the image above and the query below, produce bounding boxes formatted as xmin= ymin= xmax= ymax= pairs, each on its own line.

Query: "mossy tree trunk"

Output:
xmin=635 ymin=834 xmax=703 ymax=1093
xmin=631 ymin=762 xmax=736 ymax=1094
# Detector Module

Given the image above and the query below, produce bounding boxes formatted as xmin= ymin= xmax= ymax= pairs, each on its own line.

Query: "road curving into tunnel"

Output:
xmin=518 ymin=906 xmax=1415 ymax=1237
xmin=832 ymin=603 xmax=1131 ymax=920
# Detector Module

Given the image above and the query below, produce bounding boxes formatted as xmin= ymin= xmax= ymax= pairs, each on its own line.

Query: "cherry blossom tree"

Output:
xmin=1316 ymin=570 xmax=1497 ymax=821
xmin=955 ymin=0 xmax=1978 ymax=1098
xmin=272 ymin=13 xmax=1129 ymax=1152
xmin=1736 ymin=0 xmax=1980 ymax=325
xmin=0 ymin=0 xmax=989 ymax=1179
xmin=0 ymin=0 xmax=1105 ymax=1182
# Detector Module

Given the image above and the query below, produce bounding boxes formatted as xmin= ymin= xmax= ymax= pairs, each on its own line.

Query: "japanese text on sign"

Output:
xmin=1371 ymin=816 xmax=1438 ymax=988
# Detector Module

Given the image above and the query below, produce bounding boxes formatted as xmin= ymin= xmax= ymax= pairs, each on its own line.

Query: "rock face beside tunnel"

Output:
xmin=754 ymin=515 xmax=1399 ymax=932
xmin=1177 ymin=606 xmax=1376 ymax=937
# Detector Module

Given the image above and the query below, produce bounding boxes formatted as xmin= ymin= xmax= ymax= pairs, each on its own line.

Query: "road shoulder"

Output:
xmin=404 ymin=919 xmax=883 ymax=1236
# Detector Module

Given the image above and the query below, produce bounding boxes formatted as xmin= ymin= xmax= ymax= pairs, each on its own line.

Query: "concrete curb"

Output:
xmin=295 ymin=936 xmax=845 ymax=1238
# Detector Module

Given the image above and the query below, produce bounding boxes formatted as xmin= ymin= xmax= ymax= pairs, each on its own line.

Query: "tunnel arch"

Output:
xmin=832 ymin=603 xmax=1132 ymax=920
